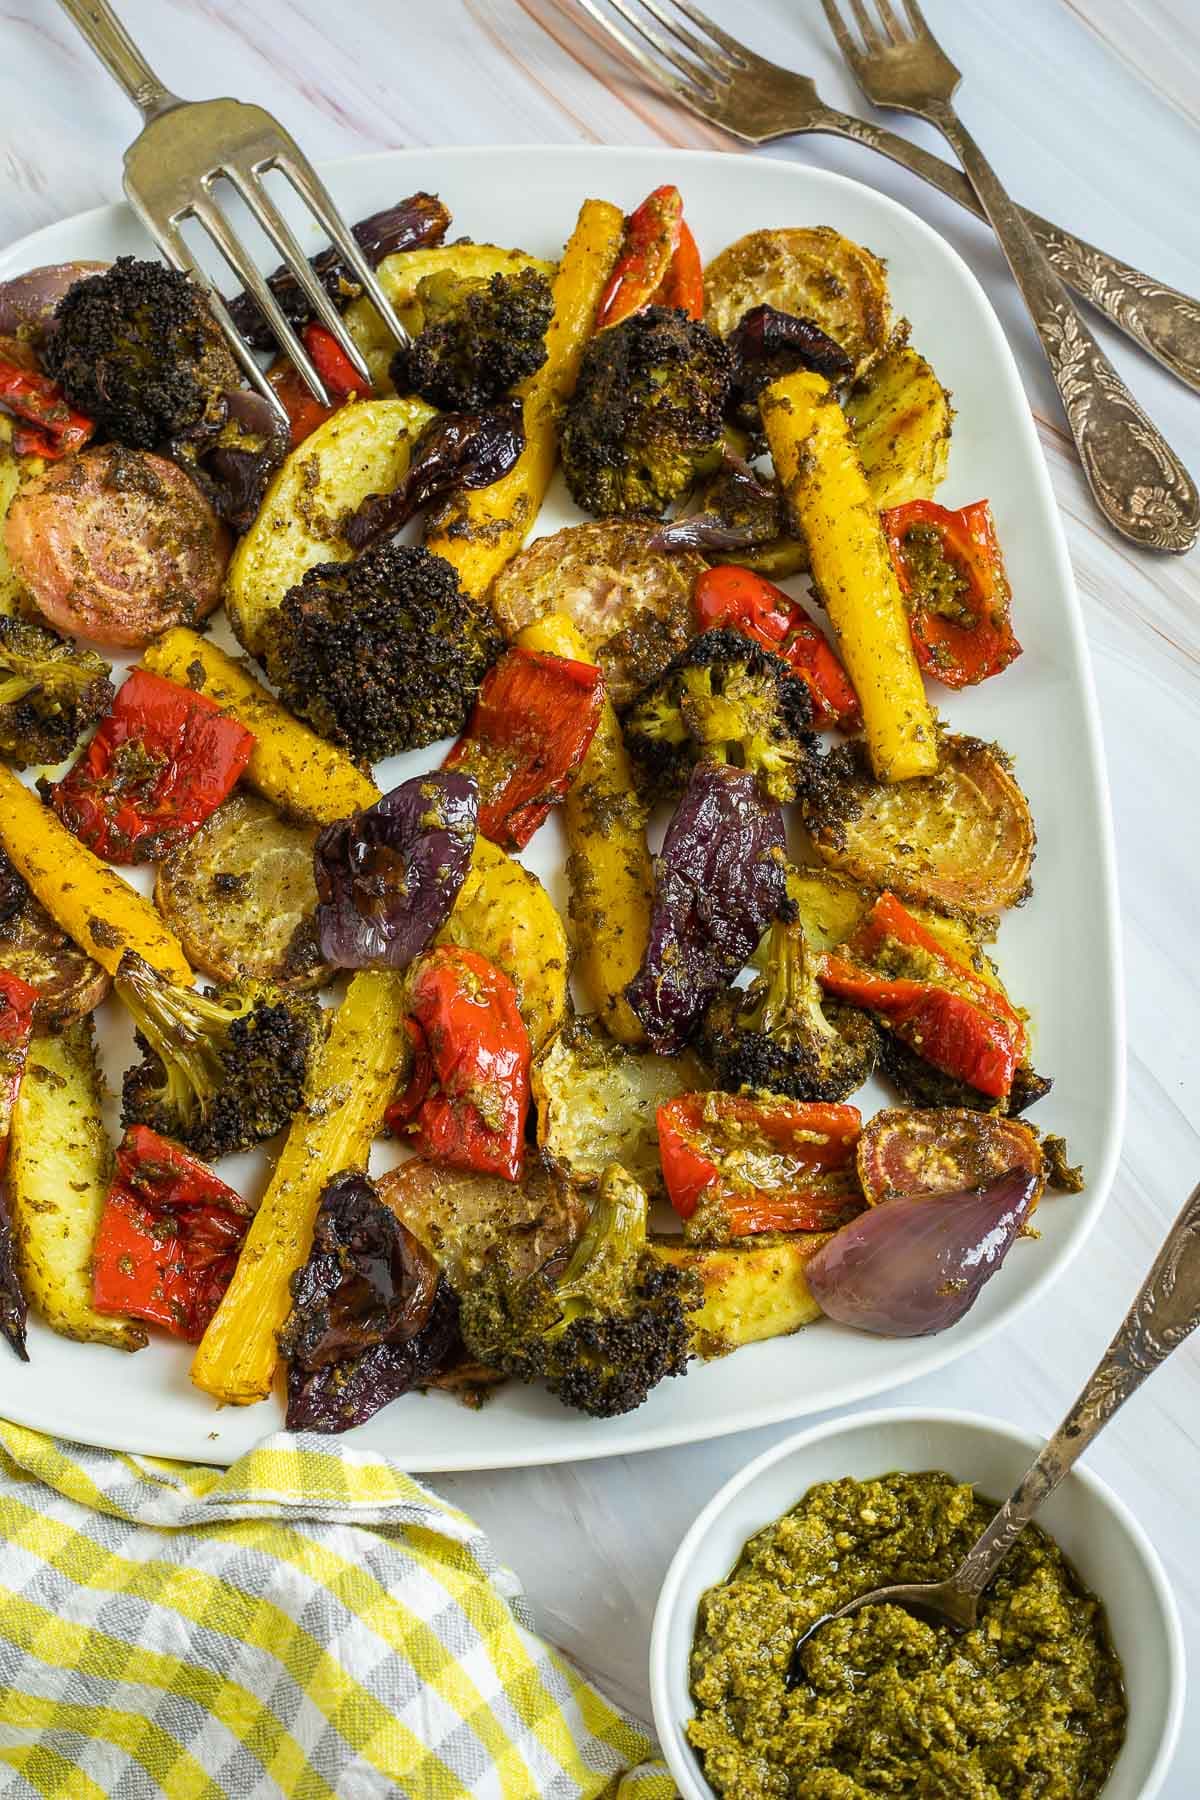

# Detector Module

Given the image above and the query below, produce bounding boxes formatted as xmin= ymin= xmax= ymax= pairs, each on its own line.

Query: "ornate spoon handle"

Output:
xmin=952 ymin=1177 xmax=1200 ymax=1602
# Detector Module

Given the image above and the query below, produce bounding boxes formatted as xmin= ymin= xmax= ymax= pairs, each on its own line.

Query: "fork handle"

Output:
xmin=925 ymin=101 xmax=1198 ymax=554
xmin=55 ymin=0 xmax=179 ymax=120
xmin=820 ymin=114 xmax=1200 ymax=396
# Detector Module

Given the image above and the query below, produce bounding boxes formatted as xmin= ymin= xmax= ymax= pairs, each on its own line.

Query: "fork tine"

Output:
xmin=267 ymin=153 xmax=411 ymax=350
xmin=572 ymin=0 xmax=721 ymax=107
xmin=872 ymin=0 xmax=907 ymax=42
xmin=818 ymin=0 xmax=868 ymax=68
xmin=901 ymin=0 xmax=930 ymax=33
xmin=847 ymin=0 xmax=885 ymax=51
xmin=593 ymin=0 xmax=722 ymax=95
xmin=222 ymin=164 xmax=373 ymax=386
xmin=657 ymin=0 xmax=750 ymax=66
xmin=632 ymin=0 xmax=736 ymax=77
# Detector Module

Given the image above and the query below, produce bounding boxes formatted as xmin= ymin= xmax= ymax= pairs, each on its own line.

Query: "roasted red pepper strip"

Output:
xmin=49 ymin=667 xmax=255 ymax=864
xmin=596 ymin=185 xmax=703 ymax=328
xmin=92 ymin=1125 xmax=253 ymax=1341
xmin=267 ymin=358 xmax=337 ymax=447
xmin=657 ymin=1092 xmax=863 ymax=1236
xmin=384 ymin=1017 xmax=433 ymax=1131
xmin=302 ymin=321 xmax=372 ymax=402
xmin=819 ymin=892 xmax=1025 ymax=1099
xmin=653 ymin=220 xmax=704 ymax=320
xmin=404 ymin=946 xmax=531 ymax=1182
xmin=694 ymin=564 xmax=861 ymax=731
xmin=0 ymin=355 xmax=94 ymax=461
xmin=883 ymin=498 xmax=1021 ymax=688
xmin=443 ymin=647 xmax=605 ymax=850
xmin=0 ymin=970 xmax=37 ymax=1180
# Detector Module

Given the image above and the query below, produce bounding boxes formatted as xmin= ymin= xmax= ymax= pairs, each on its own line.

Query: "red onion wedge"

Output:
xmin=807 ymin=1166 xmax=1040 ymax=1337
xmin=0 ymin=263 xmax=108 ymax=341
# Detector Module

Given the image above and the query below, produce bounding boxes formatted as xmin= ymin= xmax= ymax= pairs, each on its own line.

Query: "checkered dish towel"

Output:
xmin=0 ymin=1422 xmax=676 ymax=1799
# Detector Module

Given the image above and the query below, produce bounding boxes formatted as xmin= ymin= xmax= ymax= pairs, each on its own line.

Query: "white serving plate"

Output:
xmin=0 ymin=145 xmax=1122 ymax=1467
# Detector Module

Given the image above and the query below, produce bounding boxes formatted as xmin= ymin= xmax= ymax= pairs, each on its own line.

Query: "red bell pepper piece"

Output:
xmin=596 ymin=185 xmax=704 ymax=328
xmin=818 ymin=892 xmax=1025 ymax=1099
xmin=0 ymin=970 xmax=37 ymax=1179
xmin=882 ymin=498 xmax=1021 ymax=689
xmin=401 ymin=946 xmax=531 ymax=1182
xmin=92 ymin=1125 xmax=254 ymax=1341
xmin=385 ymin=1017 xmax=433 ymax=1129
xmin=657 ymin=1092 xmax=863 ymax=1236
xmin=0 ymin=355 xmax=94 ymax=461
xmin=49 ymin=667 xmax=255 ymax=864
xmin=693 ymin=564 xmax=861 ymax=731
xmin=443 ymin=647 xmax=605 ymax=850
xmin=654 ymin=220 xmax=704 ymax=319
xmin=302 ymin=321 xmax=371 ymax=403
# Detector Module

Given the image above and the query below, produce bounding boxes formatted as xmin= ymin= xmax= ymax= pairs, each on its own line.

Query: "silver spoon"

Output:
xmin=787 ymin=1175 xmax=1200 ymax=1688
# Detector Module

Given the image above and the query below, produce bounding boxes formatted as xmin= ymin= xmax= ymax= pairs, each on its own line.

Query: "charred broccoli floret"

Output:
xmin=561 ymin=305 xmax=732 ymax=518
xmin=622 ymin=628 xmax=815 ymax=804
xmin=390 ymin=267 xmax=553 ymax=411
xmin=116 ymin=950 xmax=324 ymax=1160
xmin=259 ymin=543 xmax=500 ymax=763
xmin=457 ymin=1165 xmax=699 ymax=1419
xmin=703 ymin=916 xmax=879 ymax=1103
xmin=877 ymin=1028 xmax=1053 ymax=1119
xmin=44 ymin=257 xmax=238 ymax=449
xmin=0 ymin=615 xmax=113 ymax=768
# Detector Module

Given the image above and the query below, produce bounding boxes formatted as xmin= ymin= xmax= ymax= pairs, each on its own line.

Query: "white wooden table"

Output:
xmin=2 ymin=0 xmax=1198 ymax=1790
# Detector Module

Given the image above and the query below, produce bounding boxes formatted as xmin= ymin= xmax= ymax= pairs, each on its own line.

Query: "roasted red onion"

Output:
xmin=806 ymin=1167 xmax=1040 ymax=1337
xmin=344 ymin=400 xmax=524 ymax=552
xmin=0 ymin=262 xmax=108 ymax=343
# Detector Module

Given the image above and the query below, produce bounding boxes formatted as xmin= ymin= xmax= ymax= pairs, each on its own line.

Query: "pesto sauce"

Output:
xmin=688 ymin=1471 xmax=1127 ymax=1799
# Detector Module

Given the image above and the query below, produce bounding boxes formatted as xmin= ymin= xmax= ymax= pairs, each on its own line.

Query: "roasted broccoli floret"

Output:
xmin=259 ymin=543 xmax=500 ymax=763
xmin=0 ymin=615 xmax=113 ymax=768
xmin=390 ymin=267 xmax=553 ymax=411
xmin=44 ymin=257 xmax=238 ymax=449
xmin=457 ymin=1165 xmax=699 ymax=1419
xmin=703 ymin=916 xmax=879 ymax=1103
xmin=561 ymin=305 xmax=732 ymax=518
xmin=622 ymin=628 xmax=815 ymax=804
xmin=116 ymin=950 xmax=323 ymax=1160
xmin=877 ymin=1028 xmax=1053 ymax=1119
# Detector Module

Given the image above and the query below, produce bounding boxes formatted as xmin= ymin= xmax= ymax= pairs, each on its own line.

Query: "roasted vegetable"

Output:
xmin=561 ymin=305 xmax=732 ymax=518
xmin=224 ymin=395 xmax=435 ymax=657
xmin=845 ymin=344 xmax=953 ymax=510
xmin=0 ymin=351 xmax=93 ymax=459
xmin=0 ymin=764 xmax=192 ymax=983
xmin=875 ymin=1030 xmax=1053 ymax=1119
xmin=260 ymin=543 xmax=500 ymax=764
xmin=595 ymin=184 xmax=704 ymax=329
xmin=391 ymin=265 xmax=554 ymax=410
xmin=810 ymin=735 xmax=1036 ymax=919
xmin=622 ymin=628 xmax=817 ymax=805
xmin=762 ymin=369 xmax=938 ymax=784
xmin=378 ymin=1154 xmax=586 ymax=1293
xmin=154 ymin=794 xmax=330 ymax=991
xmin=457 ymin=1164 xmax=699 ymax=1419
xmin=725 ymin=304 xmax=853 ymax=436
xmin=704 ymin=227 xmax=896 ymax=380
xmin=0 ymin=612 xmax=113 ymax=769
xmin=314 ymin=771 xmax=477 ymax=973
xmin=438 ymin=836 xmax=570 ymax=1054
xmin=652 ymin=451 xmax=806 ymax=578
xmin=626 ymin=762 xmax=788 ymax=1054
xmin=0 ymin=414 xmax=33 ymax=615
xmin=693 ymin=564 xmax=860 ymax=733
xmin=532 ymin=1015 xmax=709 ymax=1193
xmin=883 ymin=498 xmax=1021 ymax=688
xmin=343 ymin=401 xmax=525 ymax=552
xmin=44 ymin=257 xmax=237 ymax=448
xmin=704 ymin=917 xmax=879 ymax=1104
xmin=9 ymin=1018 xmax=146 ymax=1350
xmin=116 ymin=951 xmax=324 ymax=1160
xmin=0 ymin=848 xmax=109 ymax=1020
xmin=92 ymin=1125 xmax=253 ymax=1342
xmin=280 ymin=1170 xmax=461 ymax=1433
xmin=0 ymin=1188 xmax=25 ymax=1361
xmin=191 ymin=968 xmax=411 ymax=1405
xmin=857 ymin=1107 xmax=1046 ymax=1213
xmin=5 ymin=445 xmax=230 ymax=647
xmin=0 ymin=969 xmax=35 ymax=1180
xmin=179 ymin=387 xmax=290 ymax=533
xmin=650 ymin=1233 xmax=831 ymax=1358
xmin=491 ymin=520 xmax=704 ymax=710
xmin=425 ymin=199 xmax=625 ymax=597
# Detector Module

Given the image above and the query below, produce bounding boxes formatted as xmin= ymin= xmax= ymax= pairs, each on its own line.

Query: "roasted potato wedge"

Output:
xmin=812 ymin=734 xmax=1036 ymax=918
xmin=438 ymin=838 xmax=569 ymax=1053
xmin=785 ymin=867 xmax=1003 ymax=989
xmin=650 ymin=1233 xmax=832 ymax=1358
xmin=0 ymin=865 xmax=110 ymax=1022
xmin=9 ymin=1019 xmax=146 ymax=1351
xmin=155 ymin=793 xmax=331 ymax=990
xmin=704 ymin=227 xmax=897 ymax=379
xmin=846 ymin=345 xmax=953 ymax=510
xmin=378 ymin=1154 xmax=586 ymax=1290
xmin=533 ymin=1015 xmax=709 ymax=1192
xmin=225 ymin=395 xmax=436 ymax=656
xmin=491 ymin=520 xmax=703 ymax=711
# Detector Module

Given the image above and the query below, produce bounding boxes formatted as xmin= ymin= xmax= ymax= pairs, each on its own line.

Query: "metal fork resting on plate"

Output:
xmin=56 ymin=0 xmax=410 ymax=424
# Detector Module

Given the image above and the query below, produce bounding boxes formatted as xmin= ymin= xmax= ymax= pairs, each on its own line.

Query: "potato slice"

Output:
xmin=438 ymin=838 xmax=569 ymax=1053
xmin=492 ymin=521 xmax=703 ymax=710
xmin=0 ymin=872 xmax=110 ymax=1022
xmin=704 ymin=227 xmax=897 ymax=379
xmin=846 ymin=345 xmax=953 ymax=510
xmin=377 ymin=1155 xmax=586 ymax=1291
xmin=225 ymin=395 xmax=435 ymax=656
xmin=650 ymin=1233 xmax=831 ymax=1358
xmin=155 ymin=793 xmax=331 ymax=990
xmin=9 ymin=1020 xmax=145 ymax=1351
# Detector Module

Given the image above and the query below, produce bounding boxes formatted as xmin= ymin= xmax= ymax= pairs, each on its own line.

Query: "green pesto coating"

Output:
xmin=688 ymin=1471 xmax=1126 ymax=1799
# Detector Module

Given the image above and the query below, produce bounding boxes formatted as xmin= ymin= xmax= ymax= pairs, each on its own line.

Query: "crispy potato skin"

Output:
xmin=650 ymin=1234 xmax=832 ymax=1358
xmin=846 ymin=345 xmax=953 ymax=511
xmin=437 ymin=838 xmax=570 ymax=1055
xmin=10 ymin=1020 xmax=146 ymax=1351
xmin=704 ymin=227 xmax=896 ymax=379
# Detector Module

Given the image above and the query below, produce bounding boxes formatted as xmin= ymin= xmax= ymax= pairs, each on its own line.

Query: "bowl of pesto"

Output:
xmin=650 ymin=1408 xmax=1184 ymax=1800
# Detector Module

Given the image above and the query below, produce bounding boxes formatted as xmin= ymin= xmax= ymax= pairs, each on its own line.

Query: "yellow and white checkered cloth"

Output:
xmin=0 ymin=1423 xmax=677 ymax=1799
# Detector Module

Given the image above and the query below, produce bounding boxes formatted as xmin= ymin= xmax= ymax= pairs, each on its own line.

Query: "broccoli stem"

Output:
xmin=115 ymin=953 xmax=243 ymax=1121
xmin=548 ymin=1166 xmax=648 ymax=1336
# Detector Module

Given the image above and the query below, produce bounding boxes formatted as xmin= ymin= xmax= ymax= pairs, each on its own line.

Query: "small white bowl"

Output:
xmin=650 ymin=1407 xmax=1184 ymax=1800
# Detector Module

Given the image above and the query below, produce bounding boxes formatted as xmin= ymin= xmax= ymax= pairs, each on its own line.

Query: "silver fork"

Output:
xmin=57 ymin=0 xmax=410 ymax=424
xmin=561 ymin=0 xmax=1200 ymax=403
xmin=818 ymin=0 xmax=1197 ymax=553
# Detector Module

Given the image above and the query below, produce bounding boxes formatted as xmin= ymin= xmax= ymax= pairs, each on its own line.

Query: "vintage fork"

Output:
xmin=563 ymin=0 xmax=1200 ymax=403
xmin=56 ymin=0 xmax=410 ymax=424
xmin=818 ymin=0 xmax=1197 ymax=552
